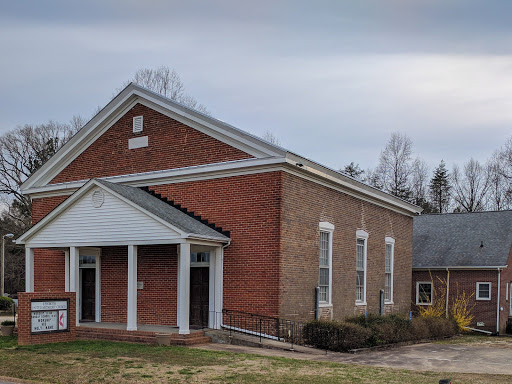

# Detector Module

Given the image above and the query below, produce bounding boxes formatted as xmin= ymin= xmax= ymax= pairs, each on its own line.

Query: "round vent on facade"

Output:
xmin=91 ymin=190 xmax=105 ymax=208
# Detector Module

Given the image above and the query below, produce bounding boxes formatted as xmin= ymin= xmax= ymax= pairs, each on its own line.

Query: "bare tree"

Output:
xmin=376 ymin=132 xmax=413 ymax=200
xmin=0 ymin=122 xmax=74 ymax=227
xmin=451 ymin=158 xmax=490 ymax=212
xmin=262 ymin=131 xmax=281 ymax=146
xmin=364 ymin=167 xmax=384 ymax=190
xmin=410 ymin=158 xmax=431 ymax=210
xmin=501 ymin=136 xmax=512 ymax=181
xmin=487 ymin=151 xmax=512 ymax=211
xmin=129 ymin=66 xmax=209 ymax=115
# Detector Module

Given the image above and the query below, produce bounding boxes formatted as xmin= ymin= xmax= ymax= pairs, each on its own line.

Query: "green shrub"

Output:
xmin=0 ymin=321 xmax=14 ymax=326
xmin=0 ymin=297 xmax=13 ymax=311
xmin=302 ymin=320 xmax=372 ymax=352
xmin=303 ymin=314 xmax=458 ymax=352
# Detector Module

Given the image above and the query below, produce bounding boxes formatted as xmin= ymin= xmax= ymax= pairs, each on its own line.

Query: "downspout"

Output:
xmin=445 ymin=268 xmax=450 ymax=318
xmin=497 ymin=268 xmax=501 ymax=335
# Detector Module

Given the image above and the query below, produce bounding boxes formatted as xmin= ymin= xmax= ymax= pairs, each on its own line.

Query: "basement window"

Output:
xmin=476 ymin=282 xmax=491 ymax=300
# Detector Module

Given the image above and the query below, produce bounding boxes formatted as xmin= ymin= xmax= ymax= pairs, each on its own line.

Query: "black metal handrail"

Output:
xmin=221 ymin=309 xmax=306 ymax=348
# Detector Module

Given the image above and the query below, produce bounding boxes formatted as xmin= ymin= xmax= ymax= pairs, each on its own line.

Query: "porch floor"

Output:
xmin=79 ymin=322 xmax=204 ymax=334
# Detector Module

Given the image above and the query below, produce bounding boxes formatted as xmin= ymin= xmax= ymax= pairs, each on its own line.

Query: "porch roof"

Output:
xmin=17 ymin=179 xmax=230 ymax=247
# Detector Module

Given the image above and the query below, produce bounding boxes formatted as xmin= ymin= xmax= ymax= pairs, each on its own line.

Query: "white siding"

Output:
xmin=26 ymin=188 xmax=181 ymax=246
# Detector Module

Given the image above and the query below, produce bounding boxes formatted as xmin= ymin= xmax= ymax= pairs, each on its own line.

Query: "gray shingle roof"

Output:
xmin=96 ymin=179 xmax=230 ymax=242
xmin=413 ymin=211 xmax=512 ymax=268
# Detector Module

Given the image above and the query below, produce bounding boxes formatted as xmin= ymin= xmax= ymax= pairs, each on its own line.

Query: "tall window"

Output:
xmin=356 ymin=230 xmax=368 ymax=304
xmin=318 ymin=222 xmax=334 ymax=305
xmin=319 ymin=232 xmax=330 ymax=302
xmin=384 ymin=237 xmax=395 ymax=303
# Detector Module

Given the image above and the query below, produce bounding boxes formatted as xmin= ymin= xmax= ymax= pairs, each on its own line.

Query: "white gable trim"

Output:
xmin=17 ymin=179 xmax=227 ymax=246
xmin=21 ymin=84 xmax=286 ymax=191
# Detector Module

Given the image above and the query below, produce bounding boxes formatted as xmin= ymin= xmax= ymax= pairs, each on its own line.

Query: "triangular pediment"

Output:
xmin=18 ymin=179 xmax=229 ymax=247
xmin=22 ymin=83 xmax=286 ymax=191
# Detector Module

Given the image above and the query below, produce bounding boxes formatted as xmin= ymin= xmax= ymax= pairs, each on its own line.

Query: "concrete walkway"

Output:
xmin=194 ymin=338 xmax=512 ymax=375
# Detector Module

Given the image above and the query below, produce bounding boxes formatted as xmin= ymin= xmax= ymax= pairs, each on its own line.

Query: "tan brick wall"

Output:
xmin=18 ymin=292 xmax=76 ymax=345
xmin=280 ymin=172 xmax=413 ymax=321
xmin=51 ymin=103 xmax=253 ymax=184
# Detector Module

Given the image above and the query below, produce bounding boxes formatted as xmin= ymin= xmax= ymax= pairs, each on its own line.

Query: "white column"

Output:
xmin=213 ymin=246 xmax=224 ymax=329
xmin=25 ymin=247 xmax=34 ymax=292
xmin=69 ymin=247 xmax=80 ymax=326
xmin=64 ymin=250 xmax=70 ymax=292
xmin=178 ymin=243 xmax=191 ymax=335
xmin=127 ymin=245 xmax=138 ymax=331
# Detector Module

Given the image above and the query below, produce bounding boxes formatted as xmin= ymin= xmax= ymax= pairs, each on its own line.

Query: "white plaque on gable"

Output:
xmin=128 ymin=136 xmax=148 ymax=149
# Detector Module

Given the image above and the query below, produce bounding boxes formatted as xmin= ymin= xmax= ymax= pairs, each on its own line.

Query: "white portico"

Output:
xmin=17 ymin=179 xmax=229 ymax=335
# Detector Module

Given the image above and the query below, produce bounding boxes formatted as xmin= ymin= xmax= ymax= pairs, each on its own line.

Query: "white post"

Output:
xmin=25 ymin=247 xmax=34 ymax=292
xmin=178 ymin=243 xmax=191 ymax=335
xmin=214 ymin=246 xmax=224 ymax=329
xmin=127 ymin=245 xmax=138 ymax=331
xmin=64 ymin=250 xmax=70 ymax=292
xmin=69 ymin=247 xmax=80 ymax=326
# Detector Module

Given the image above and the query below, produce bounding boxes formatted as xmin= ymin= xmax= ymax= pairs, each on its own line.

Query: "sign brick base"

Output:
xmin=18 ymin=292 xmax=76 ymax=345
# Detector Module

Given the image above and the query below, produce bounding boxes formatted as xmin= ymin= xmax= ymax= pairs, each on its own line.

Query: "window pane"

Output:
xmin=79 ymin=255 xmax=96 ymax=266
xmin=356 ymin=239 xmax=364 ymax=270
xmin=385 ymin=273 xmax=391 ymax=301
xmin=385 ymin=244 xmax=392 ymax=272
xmin=418 ymin=283 xmax=432 ymax=303
xmin=478 ymin=284 xmax=490 ymax=299
xmin=319 ymin=286 xmax=328 ymax=302
xmin=319 ymin=232 xmax=329 ymax=266
xmin=319 ymin=268 xmax=329 ymax=285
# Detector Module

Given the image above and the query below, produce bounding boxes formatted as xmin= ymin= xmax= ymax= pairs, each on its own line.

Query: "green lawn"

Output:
xmin=0 ymin=336 xmax=509 ymax=383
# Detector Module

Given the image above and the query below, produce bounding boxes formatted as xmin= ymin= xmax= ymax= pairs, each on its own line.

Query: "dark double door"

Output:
xmin=81 ymin=269 xmax=95 ymax=321
xmin=190 ymin=267 xmax=209 ymax=328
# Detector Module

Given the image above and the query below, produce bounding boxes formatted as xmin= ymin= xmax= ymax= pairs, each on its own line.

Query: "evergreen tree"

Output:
xmin=343 ymin=162 xmax=365 ymax=179
xmin=429 ymin=160 xmax=451 ymax=213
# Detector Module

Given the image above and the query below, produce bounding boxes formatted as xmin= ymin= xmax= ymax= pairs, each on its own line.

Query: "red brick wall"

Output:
xmin=151 ymin=171 xmax=282 ymax=317
xmin=500 ymin=247 xmax=512 ymax=333
xmin=280 ymin=172 xmax=413 ymax=321
xmin=412 ymin=269 xmax=500 ymax=333
xmin=18 ymin=292 xmax=76 ymax=345
xmin=51 ymin=103 xmax=253 ymax=184
xmin=100 ymin=245 xmax=178 ymax=325
xmin=32 ymin=195 xmax=69 ymax=224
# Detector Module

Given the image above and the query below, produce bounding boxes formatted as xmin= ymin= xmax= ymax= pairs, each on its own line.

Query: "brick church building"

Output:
xmin=17 ymin=83 xmax=421 ymax=341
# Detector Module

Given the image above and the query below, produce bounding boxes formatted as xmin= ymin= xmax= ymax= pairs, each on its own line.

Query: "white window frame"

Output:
xmin=318 ymin=222 xmax=334 ymax=306
xmin=384 ymin=237 xmax=395 ymax=304
xmin=476 ymin=282 xmax=491 ymax=301
xmin=416 ymin=281 xmax=433 ymax=305
xmin=356 ymin=230 xmax=368 ymax=305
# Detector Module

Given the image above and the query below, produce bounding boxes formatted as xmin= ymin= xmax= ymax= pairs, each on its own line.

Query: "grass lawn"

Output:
xmin=0 ymin=336 xmax=509 ymax=383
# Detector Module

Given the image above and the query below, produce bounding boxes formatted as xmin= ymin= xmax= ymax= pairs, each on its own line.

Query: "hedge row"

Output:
xmin=302 ymin=314 xmax=458 ymax=352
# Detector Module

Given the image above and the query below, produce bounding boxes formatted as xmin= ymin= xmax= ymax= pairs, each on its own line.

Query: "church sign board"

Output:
xmin=31 ymin=300 xmax=69 ymax=334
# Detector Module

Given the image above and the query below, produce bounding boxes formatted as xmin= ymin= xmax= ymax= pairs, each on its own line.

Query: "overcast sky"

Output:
xmin=1 ymin=0 xmax=512 ymax=174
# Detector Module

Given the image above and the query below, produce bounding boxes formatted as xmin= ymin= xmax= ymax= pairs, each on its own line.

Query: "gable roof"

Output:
xmin=17 ymin=179 xmax=230 ymax=245
xmin=413 ymin=211 xmax=512 ymax=269
xmin=21 ymin=83 xmax=422 ymax=216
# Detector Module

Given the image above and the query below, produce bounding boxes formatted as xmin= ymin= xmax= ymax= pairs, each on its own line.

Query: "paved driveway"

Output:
xmin=197 ymin=338 xmax=512 ymax=375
